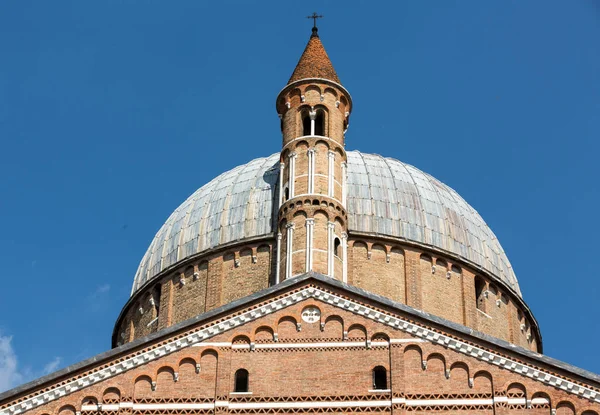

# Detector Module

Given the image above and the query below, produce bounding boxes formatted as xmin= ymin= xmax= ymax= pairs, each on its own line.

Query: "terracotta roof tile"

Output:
xmin=288 ymin=29 xmax=340 ymax=84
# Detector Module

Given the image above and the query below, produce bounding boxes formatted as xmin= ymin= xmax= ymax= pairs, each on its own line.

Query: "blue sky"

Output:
xmin=0 ymin=1 xmax=599 ymax=392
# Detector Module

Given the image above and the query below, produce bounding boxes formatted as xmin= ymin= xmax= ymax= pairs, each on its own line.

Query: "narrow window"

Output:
xmin=234 ymin=369 xmax=249 ymax=392
xmin=302 ymin=113 xmax=311 ymax=136
xmin=373 ymin=366 xmax=387 ymax=390
xmin=475 ymin=277 xmax=486 ymax=311
xmin=334 ymin=237 xmax=341 ymax=257
xmin=315 ymin=110 xmax=325 ymax=136
xmin=283 ymin=185 xmax=290 ymax=202
xmin=152 ymin=284 xmax=161 ymax=316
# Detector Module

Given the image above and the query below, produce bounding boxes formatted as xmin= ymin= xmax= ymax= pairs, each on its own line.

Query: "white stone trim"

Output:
xmin=275 ymin=232 xmax=282 ymax=284
xmin=341 ymin=162 xmax=347 ymax=208
xmin=341 ymin=232 xmax=348 ymax=283
xmin=285 ymin=223 xmax=294 ymax=279
xmin=278 ymin=162 xmax=285 ymax=207
xmin=3 ymin=286 xmax=599 ymax=415
xmin=327 ymin=222 xmax=335 ymax=277
xmin=287 ymin=152 xmax=296 ymax=199
xmin=307 ymin=148 xmax=315 ymax=194
xmin=80 ymin=398 xmax=503 ymax=411
xmin=305 ymin=218 xmax=314 ymax=272
xmin=327 ymin=150 xmax=335 ymax=198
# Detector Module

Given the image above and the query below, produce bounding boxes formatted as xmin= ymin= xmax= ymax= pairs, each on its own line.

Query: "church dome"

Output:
xmin=132 ymin=151 xmax=520 ymax=297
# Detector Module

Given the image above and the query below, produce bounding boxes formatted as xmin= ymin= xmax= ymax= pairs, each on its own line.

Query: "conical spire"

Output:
xmin=288 ymin=29 xmax=340 ymax=84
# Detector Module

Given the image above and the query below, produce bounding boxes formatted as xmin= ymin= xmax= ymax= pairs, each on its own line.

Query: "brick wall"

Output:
xmin=16 ymin=290 xmax=597 ymax=415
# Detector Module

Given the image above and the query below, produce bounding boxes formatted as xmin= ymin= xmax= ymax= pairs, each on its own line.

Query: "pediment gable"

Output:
xmin=1 ymin=274 xmax=599 ymax=415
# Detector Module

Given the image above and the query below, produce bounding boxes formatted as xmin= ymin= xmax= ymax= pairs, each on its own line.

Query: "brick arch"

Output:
xmin=347 ymin=323 xmax=367 ymax=341
xmin=80 ymin=396 xmax=98 ymax=407
xmin=531 ymin=391 xmax=551 ymax=409
xmin=293 ymin=210 xmax=307 ymax=219
xmin=581 ymin=410 xmax=599 ymax=415
xmin=288 ymin=88 xmax=302 ymax=105
xmin=352 ymin=240 xmax=368 ymax=256
xmin=449 ymin=362 xmax=471 ymax=393
xmin=294 ymin=139 xmax=309 ymax=151
xmin=155 ymin=366 xmax=175 ymax=397
xmin=277 ymin=316 xmax=298 ymax=340
xmin=371 ymin=332 xmax=390 ymax=342
xmin=323 ymin=315 xmax=344 ymax=340
xmin=254 ymin=325 xmax=275 ymax=342
xmin=102 ymin=387 xmax=121 ymax=404
xmin=556 ymin=401 xmax=576 ymax=415
xmin=198 ymin=349 xmax=218 ymax=397
xmin=232 ymin=334 xmax=251 ymax=345
xmin=435 ymin=258 xmax=448 ymax=269
xmin=371 ymin=243 xmax=388 ymax=257
xmin=297 ymin=105 xmax=312 ymax=137
xmin=315 ymin=139 xmax=331 ymax=150
xmin=324 ymin=87 xmax=338 ymax=99
xmin=403 ymin=345 xmax=424 ymax=393
xmin=133 ymin=375 xmax=154 ymax=401
xmin=304 ymin=84 xmax=323 ymax=97
xmin=178 ymin=357 xmax=197 ymax=378
xmin=472 ymin=370 xmax=493 ymax=394
xmin=506 ymin=382 xmax=526 ymax=397
xmin=426 ymin=353 xmax=447 ymax=370
xmin=313 ymin=104 xmax=330 ymax=136
xmin=57 ymin=405 xmax=76 ymax=415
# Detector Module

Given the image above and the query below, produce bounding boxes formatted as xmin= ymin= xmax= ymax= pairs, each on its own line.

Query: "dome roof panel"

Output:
xmin=132 ymin=151 xmax=521 ymax=297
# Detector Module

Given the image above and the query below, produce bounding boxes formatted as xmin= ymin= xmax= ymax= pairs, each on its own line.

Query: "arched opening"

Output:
xmin=234 ymin=369 xmax=249 ymax=392
xmin=283 ymin=185 xmax=290 ymax=202
xmin=334 ymin=237 xmax=341 ymax=257
xmin=372 ymin=366 xmax=387 ymax=390
xmin=302 ymin=112 xmax=311 ymax=136
xmin=475 ymin=276 xmax=486 ymax=311
xmin=152 ymin=284 xmax=161 ymax=316
xmin=315 ymin=110 xmax=325 ymax=136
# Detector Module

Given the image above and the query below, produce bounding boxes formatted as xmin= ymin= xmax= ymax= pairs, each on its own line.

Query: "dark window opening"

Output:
xmin=302 ymin=114 xmax=311 ymax=136
xmin=283 ymin=186 xmax=289 ymax=202
xmin=475 ymin=277 xmax=486 ymax=311
xmin=373 ymin=366 xmax=387 ymax=390
xmin=334 ymin=237 xmax=341 ymax=257
xmin=315 ymin=110 xmax=325 ymax=136
xmin=234 ymin=369 xmax=249 ymax=392
xmin=152 ymin=285 xmax=161 ymax=316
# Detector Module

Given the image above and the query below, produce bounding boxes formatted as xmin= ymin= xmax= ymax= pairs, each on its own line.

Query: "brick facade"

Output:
xmin=115 ymin=232 xmax=538 ymax=352
xmin=3 ymin=277 xmax=598 ymax=415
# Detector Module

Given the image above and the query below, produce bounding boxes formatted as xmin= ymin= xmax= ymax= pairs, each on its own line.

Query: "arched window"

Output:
xmin=152 ymin=284 xmax=161 ymax=316
xmin=372 ymin=366 xmax=387 ymax=390
xmin=300 ymin=108 xmax=326 ymax=137
xmin=475 ymin=276 xmax=486 ymax=311
xmin=302 ymin=112 xmax=311 ymax=136
xmin=315 ymin=110 xmax=325 ymax=136
xmin=283 ymin=185 xmax=290 ymax=202
xmin=234 ymin=369 xmax=249 ymax=392
xmin=334 ymin=237 xmax=341 ymax=257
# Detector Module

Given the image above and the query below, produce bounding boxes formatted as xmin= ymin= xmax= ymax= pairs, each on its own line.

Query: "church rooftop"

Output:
xmin=288 ymin=27 xmax=340 ymax=84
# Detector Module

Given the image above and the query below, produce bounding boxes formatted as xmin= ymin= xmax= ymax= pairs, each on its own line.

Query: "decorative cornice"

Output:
xmin=1 ymin=284 xmax=598 ymax=415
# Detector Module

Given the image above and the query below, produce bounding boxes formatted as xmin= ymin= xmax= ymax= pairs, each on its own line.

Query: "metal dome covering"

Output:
xmin=132 ymin=151 xmax=520 ymax=297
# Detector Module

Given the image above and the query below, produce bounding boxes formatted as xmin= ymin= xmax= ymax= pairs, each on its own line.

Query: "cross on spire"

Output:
xmin=306 ymin=12 xmax=323 ymax=37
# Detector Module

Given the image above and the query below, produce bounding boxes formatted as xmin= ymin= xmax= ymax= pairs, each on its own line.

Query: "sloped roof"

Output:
xmin=288 ymin=29 xmax=340 ymax=84
xmin=6 ymin=273 xmax=600 ymax=411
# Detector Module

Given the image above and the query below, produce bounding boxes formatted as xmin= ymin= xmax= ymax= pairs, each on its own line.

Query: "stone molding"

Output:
xmin=1 ymin=285 xmax=598 ymax=415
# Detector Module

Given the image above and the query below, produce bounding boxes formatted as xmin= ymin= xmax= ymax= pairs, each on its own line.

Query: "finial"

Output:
xmin=306 ymin=12 xmax=323 ymax=37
